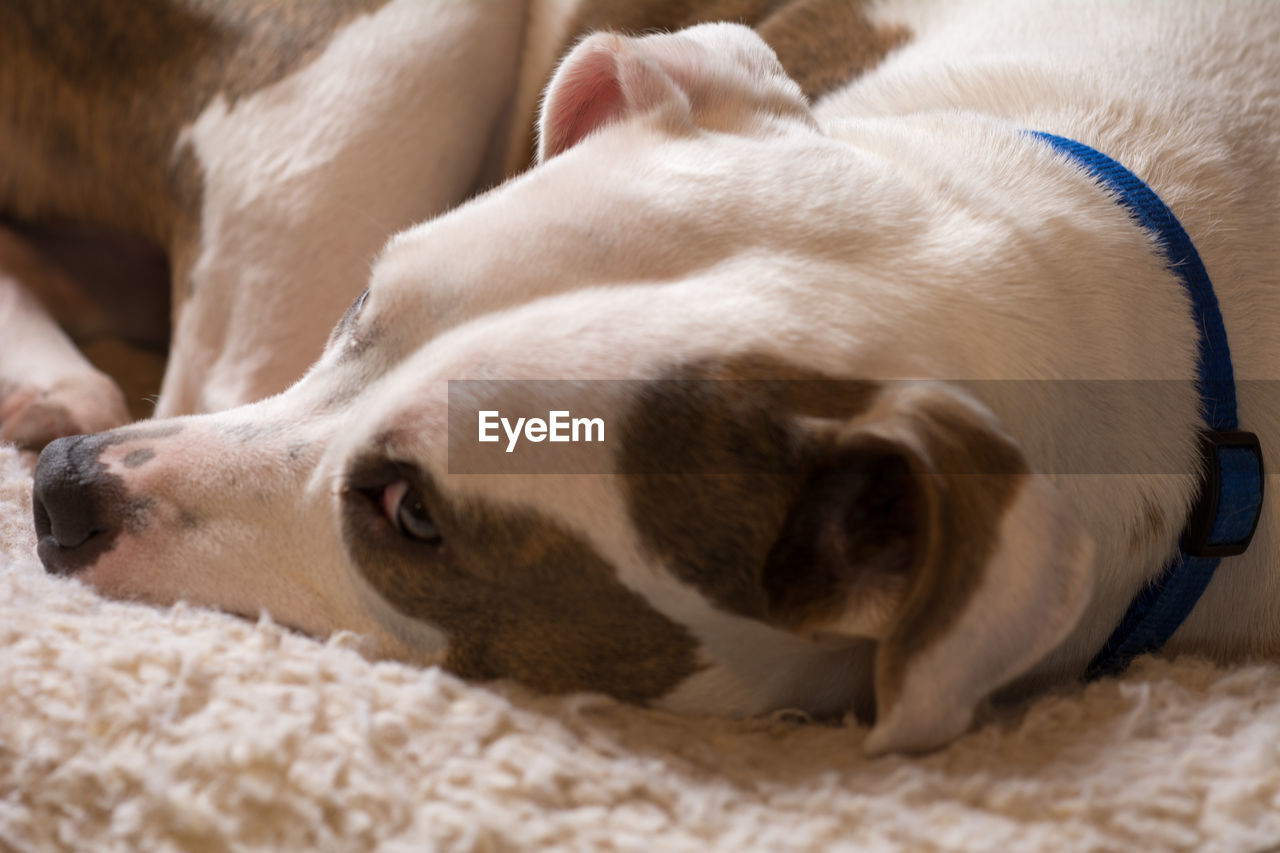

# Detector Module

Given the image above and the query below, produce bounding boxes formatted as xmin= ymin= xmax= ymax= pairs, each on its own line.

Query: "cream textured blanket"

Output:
xmin=1 ymin=442 xmax=1277 ymax=852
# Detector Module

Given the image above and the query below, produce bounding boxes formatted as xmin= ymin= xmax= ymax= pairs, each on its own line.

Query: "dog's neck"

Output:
xmin=816 ymin=114 xmax=1218 ymax=682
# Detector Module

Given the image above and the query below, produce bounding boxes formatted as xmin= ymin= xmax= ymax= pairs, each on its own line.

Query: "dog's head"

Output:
xmin=33 ymin=25 xmax=1093 ymax=754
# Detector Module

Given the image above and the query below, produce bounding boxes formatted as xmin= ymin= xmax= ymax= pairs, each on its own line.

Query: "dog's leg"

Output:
xmin=152 ymin=1 xmax=527 ymax=416
xmin=0 ymin=228 xmax=129 ymax=465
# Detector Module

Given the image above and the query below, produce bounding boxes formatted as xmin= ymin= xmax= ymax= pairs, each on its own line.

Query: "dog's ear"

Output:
xmin=538 ymin=23 xmax=813 ymax=162
xmin=765 ymin=384 xmax=1095 ymax=756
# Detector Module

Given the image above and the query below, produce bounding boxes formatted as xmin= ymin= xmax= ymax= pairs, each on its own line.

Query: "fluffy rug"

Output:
xmin=1 ymin=442 xmax=1278 ymax=852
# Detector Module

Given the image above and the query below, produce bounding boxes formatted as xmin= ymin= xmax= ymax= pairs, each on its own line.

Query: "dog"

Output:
xmin=21 ymin=0 xmax=1280 ymax=755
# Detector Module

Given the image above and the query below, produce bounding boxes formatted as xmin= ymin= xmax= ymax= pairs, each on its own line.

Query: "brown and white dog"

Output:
xmin=16 ymin=0 xmax=1280 ymax=755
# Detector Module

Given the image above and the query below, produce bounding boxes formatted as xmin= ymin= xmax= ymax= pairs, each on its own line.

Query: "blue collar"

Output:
xmin=1027 ymin=132 xmax=1265 ymax=679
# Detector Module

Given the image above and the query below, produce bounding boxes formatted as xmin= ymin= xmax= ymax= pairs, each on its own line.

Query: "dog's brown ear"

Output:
xmin=765 ymin=384 xmax=1094 ymax=755
xmin=538 ymin=24 xmax=813 ymax=162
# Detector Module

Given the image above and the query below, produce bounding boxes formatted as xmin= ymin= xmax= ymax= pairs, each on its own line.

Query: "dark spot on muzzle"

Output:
xmin=123 ymin=448 xmax=154 ymax=468
xmin=32 ymin=433 xmax=155 ymax=576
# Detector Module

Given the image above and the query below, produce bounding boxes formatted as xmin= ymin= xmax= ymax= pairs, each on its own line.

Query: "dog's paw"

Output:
xmin=0 ymin=374 xmax=131 ymax=458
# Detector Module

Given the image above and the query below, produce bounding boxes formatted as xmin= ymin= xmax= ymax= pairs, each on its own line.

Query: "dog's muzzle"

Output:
xmin=32 ymin=435 xmax=135 ymax=576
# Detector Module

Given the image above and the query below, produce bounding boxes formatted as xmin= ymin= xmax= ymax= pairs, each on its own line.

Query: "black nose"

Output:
xmin=33 ymin=435 xmax=128 ymax=575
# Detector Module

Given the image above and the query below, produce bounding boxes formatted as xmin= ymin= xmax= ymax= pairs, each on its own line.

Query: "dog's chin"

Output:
xmin=37 ymin=534 xmax=218 ymax=618
xmin=38 ymin=540 xmax=439 ymax=669
xmin=48 ymin=546 xmax=326 ymax=642
xmin=39 ymin=541 xmax=176 ymax=609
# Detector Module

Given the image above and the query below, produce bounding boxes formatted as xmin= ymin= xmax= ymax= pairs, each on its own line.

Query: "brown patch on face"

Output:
xmin=342 ymin=458 xmax=700 ymax=704
xmin=757 ymin=0 xmax=911 ymax=99
xmin=759 ymin=436 xmax=920 ymax=631
xmin=619 ymin=355 xmax=878 ymax=621
xmin=619 ymin=355 xmax=1029 ymax=716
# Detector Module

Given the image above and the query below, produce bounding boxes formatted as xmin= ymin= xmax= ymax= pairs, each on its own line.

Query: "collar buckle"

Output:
xmin=1179 ymin=429 xmax=1265 ymax=558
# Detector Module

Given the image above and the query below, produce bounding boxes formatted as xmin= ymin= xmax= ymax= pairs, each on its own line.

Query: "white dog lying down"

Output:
xmin=20 ymin=0 xmax=1280 ymax=754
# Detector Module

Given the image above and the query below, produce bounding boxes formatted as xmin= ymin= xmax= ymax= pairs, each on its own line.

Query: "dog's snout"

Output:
xmin=33 ymin=435 xmax=127 ymax=576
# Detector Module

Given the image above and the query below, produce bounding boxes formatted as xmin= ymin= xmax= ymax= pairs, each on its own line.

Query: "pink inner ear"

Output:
xmin=542 ymin=45 xmax=627 ymax=159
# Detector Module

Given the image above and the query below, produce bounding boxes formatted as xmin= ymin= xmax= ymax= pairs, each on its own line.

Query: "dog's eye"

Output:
xmin=381 ymin=480 xmax=442 ymax=543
